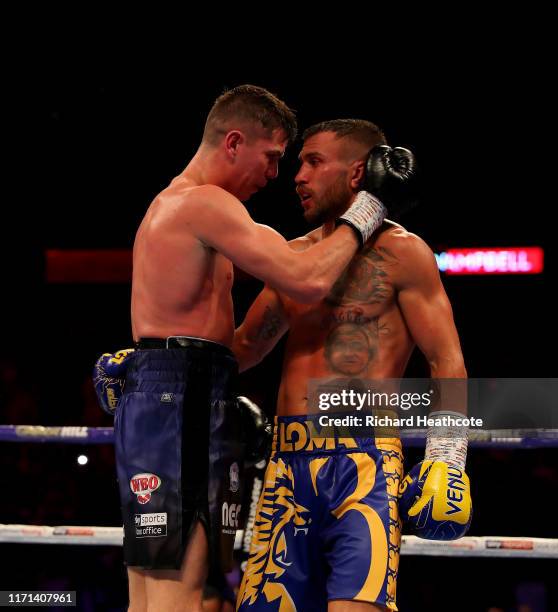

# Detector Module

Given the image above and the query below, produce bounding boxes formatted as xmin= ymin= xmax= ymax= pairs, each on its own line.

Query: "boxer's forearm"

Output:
xmin=428 ymin=353 xmax=468 ymax=416
xmin=236 ymin=224 xmax=359 ymax=304
xmin=232 ymin=332 xmax=262 ymax=372
xmin=232 ymin=287 xmax=289 ymax=372
xmin=429 ymin=355 xmax=467 ymax=379
xmin=286 ymin=225 xmax=359 ymax=302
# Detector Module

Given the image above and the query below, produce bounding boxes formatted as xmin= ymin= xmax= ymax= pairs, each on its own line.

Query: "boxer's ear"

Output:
xmin=224 ymin=131 xmax=245 ymax=157
xmin=350 ymin=160 xmax=366 ymax=191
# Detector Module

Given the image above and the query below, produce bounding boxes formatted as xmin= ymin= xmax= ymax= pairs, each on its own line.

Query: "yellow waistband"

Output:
xmin=272 ymin=417 xmax=402 ymax=454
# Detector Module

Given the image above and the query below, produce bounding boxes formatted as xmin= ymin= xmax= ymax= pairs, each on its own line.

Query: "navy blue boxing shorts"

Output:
xmin=114 ymin=336 xmax=245 ymax=571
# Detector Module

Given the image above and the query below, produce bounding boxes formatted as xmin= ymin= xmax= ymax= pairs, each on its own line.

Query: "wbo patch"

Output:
xmin=130 ymin=473 xmax=161 ymax=505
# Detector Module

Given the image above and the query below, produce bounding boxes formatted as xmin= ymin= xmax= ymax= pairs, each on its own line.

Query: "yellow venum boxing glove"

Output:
xmin=399 ymin=460 xmax=472 ymax=540
xmin=399 ymin=410 xmax=472 ymax=540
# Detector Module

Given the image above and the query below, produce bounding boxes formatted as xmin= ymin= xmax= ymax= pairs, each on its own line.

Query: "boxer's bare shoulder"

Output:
xmin=374 ymin=221 xmax=431 ymax=255
xmin=135 ymin=181 xmax=250 ymax=258
xmin=292 ymin=221 xmax=431 ymax=261
xmin=142 ymin=181 xmax=232 ymax=227
xmin=370 ymin=222 xmax=438 ymax=289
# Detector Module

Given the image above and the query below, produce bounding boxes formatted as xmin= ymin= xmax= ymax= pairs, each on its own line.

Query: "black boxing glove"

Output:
xmin=362 ymin=145 xmax=417 ymax=221
xmin=338 ymin=145 xmax=417 ymax=245
xmin=237 ymin=396 xmax=272 ymax=466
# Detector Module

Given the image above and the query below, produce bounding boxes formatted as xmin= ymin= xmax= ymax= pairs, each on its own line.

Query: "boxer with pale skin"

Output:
xmin=234 ymin=120 xmax=469 ymax=612
xmin=132 ymin=125 xmax=361 ymax=347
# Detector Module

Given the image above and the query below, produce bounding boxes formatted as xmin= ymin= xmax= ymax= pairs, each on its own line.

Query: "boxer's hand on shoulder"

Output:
xmin=237 ymin=396 xmax=272 ymax=466
xmin=398 ymin=460 xmax=472 ymax=540
xmin=92 ymin=349 xmax=135 ymax=416
xmin=338 ymin=145 xmax=417 ymax=245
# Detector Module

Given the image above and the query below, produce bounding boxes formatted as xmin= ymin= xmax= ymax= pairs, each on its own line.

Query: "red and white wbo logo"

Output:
xmin=130 ymin=473 xmax=161 ymax=505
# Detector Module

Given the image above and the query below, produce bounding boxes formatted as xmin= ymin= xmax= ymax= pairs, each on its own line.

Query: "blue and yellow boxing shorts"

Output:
xmin=237 ymin=415 xmax=403 ymax=611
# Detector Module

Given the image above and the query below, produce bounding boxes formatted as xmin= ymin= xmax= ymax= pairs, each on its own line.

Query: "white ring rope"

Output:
xmin=1 ymin=524 xmax=556 ymax=558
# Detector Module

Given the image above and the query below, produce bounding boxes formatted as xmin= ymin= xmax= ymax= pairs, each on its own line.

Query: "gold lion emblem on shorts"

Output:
xmin=237 ymin=457 xmax=310 ymax=610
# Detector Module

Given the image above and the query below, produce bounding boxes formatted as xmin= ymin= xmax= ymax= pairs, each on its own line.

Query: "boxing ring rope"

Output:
xmin=2 ymin=424 xmax=557 ymax=558
xmin=2 ymin=425 xmax=558 ymax=448
xmin=400 ymin=536 xmax=558 ymax=558
xmin=1 ymin=524 xmax=557 ymax=558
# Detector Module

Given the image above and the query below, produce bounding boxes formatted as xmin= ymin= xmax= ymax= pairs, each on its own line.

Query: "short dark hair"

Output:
xmin=302 ymin=118 xmax=387 ymax=154
xmin=202 ymin=84 xmax=297 ymax=146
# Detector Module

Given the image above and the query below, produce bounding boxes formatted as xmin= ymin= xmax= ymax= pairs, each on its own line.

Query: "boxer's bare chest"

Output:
xmin=280 ymin=234 xmax=410 ymax=383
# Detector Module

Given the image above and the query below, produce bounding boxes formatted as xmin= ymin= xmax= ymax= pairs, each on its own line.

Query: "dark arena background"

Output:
xmin=2 ymin=39 xmax=555 ymax=612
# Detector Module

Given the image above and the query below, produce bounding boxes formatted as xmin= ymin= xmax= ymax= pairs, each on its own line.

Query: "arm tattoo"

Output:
xmin=256 ymin=306 xmax=282 ymax=341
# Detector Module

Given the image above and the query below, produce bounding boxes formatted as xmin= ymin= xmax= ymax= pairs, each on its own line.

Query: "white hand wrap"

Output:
xmin=338 ymin=191 xmax=387 ymax=245
xmin=424 ymin=410 xmax=469 ymax=469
